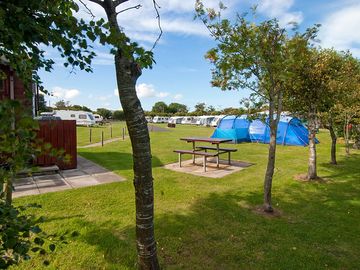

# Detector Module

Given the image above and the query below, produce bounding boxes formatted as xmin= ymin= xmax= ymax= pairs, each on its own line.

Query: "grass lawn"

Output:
xmin=12 ymin=124 xmax=360 ymax=269
xmin=77 ymin=121 xmax=127 ymax=146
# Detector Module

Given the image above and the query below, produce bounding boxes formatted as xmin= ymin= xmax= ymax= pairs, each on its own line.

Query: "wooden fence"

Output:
xmin=35 ymin=120 xmax=77 ymax=170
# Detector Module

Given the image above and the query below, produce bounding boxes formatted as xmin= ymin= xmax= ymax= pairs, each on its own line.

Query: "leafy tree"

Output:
xmin=0 ymin=0 xmax=104 ymax=267
xmin=112 ymin=110 xmax=125 ymax=121
xmin=168 ymin=102 xmax=188 ymax=114
xmin=88 ymin=0 xmax=160 ymax=268
xmin=0 ymin=0 xmax=103 ymax=87
xmin=283 ymin=46 xmax=353 ymax=176
xmin=152 ymin=101 xmax=168 ymax=114
xmin=37 ymin=94 xmax=48 ymax=113
xmin=54 ymin=100 xmax=69 ymax=110
xmin=195 ymin=2 xmax=310 ymax=212
xmin=96 ymin=107 xmax=112 ymax=119
xmin=194 ymin=102 xmax=206 ymax=115
xmin=221 ymin=107 xmax=241 ymax=115
xmin=318 ymin=52 xmax=360 ymax=164
xmin=81 ymin=105 xmax=93 ymax=112
xmin=206 ymin=105 xmax=216 ymax=114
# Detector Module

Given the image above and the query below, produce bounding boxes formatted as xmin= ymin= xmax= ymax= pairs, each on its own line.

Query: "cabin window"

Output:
xmin=0 ymin=80 xmax=3 ymax=93
xmin=70 ymin=114 xmax=75 ymax=118
xmin=79 ymin=114 xmax=87 ymax=119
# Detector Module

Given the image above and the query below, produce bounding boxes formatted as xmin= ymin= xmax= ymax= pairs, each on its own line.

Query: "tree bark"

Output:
xmin=263 ymin=119 xmax=277 ymax=212
xmin=328 ymin=117 xmax=337 ymax=165
xmin=344 ymin=114 xmax=350 ymax=157
xmin=307 ymin=107 xmax=317 ymax=180
xmin=95 ymin=1 xmax=160 ymax=269
xmin=263 ymin=91 xmax=281 ymax=213
xmin=3 ymin=178 xmax=13 ymax=205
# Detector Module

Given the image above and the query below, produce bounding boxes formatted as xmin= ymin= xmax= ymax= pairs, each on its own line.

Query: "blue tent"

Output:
xmin=211 ymin=115 xmax=250 ymax=143
xmin=211 ymin=115 xmax=318 ymax=146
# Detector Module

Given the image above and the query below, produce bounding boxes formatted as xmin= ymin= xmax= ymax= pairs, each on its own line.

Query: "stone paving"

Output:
xmin=13 ymin=156 xmax=125 ymax=198
xmin=164 ymin=157 xmax=253 ymax=178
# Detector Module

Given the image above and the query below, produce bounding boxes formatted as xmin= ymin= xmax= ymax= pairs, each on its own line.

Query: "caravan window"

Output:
xmin=70 ymin=114 xmax=75 ymax=118
xmin=79 ymin=114 xmax=87 ymax=119
xmin=88 ymin=114 xmax=94 ymax=120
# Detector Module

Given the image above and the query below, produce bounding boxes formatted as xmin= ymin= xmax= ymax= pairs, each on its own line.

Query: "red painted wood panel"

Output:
xmin=35 ymin=120 xmax=77 ymax=170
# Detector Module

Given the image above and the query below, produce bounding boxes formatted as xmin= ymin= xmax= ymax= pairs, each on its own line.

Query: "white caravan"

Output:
xmin=168 ymin=116 xmax=183 ymax=124
xmin=145 ymin=116 xmax=153 ymax=123
xmin=153 ymin=116 xmax=169 ymax=123
xmin=93 ymin=114 xmax=103 ymax=123
xmin=181 ymin=116 xmax=193 ymax=124
xmin=210 ymin=115 xmax=226 ymax=127
xmin=190 ymin=117 xmax=199 ymax=125
xmin=196 ymin=116 xmax=215 ymax=126
xmin=53 ymin=110 xmax=96 ymax=126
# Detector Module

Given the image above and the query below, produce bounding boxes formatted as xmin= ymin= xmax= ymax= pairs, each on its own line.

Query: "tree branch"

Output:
xmin=117 ymin=4 xmax=141 ymax=15
xmin=150 ymin=0 xmax=163 ymax=51
xmin=88 ymin=0 xmax=104 ymax=8
xmin=79 ymin=0 xmax=96 ymax=18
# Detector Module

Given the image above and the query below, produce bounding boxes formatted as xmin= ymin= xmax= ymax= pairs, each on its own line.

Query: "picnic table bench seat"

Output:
xmin=195 ymin=146 xmax=237 ymax=152
xmin=196 ymin=146 xmax=237 ymax=165
xmin=173 ymin=150 xmax=219 ymax=172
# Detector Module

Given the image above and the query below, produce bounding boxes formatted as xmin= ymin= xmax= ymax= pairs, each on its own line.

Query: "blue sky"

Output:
xmin=40 ymin=0 xmax=360 ymax=112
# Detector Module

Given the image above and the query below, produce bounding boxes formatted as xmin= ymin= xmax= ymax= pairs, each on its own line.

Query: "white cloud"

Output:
xmin=319 ymin=3 xmax=360 ymax=57
xmin=258 ymin=0 xmax=303 ymax=27
xmin=136 ymin=83 xmax=169 ymax=98
xmin=174 ymin=94 xmax=183 ymax=100
xmin=51 ymin=86 xmax=80 ymax=100
xmin=75 ymin=0 xmax=240 ymax=45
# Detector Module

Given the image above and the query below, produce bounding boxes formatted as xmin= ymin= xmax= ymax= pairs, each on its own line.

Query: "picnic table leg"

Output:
xmin=178 ymin=153 xmax=182 ymax=167
xmin=192 ymin=141 xmax=195 ymax=164
xmin=217 ymin=155 xmax=220 ymax=168
xmin=203 ymin=156 xmax=206 ymax=172
xmin=228 ymin=152 xmax=231 ymax=165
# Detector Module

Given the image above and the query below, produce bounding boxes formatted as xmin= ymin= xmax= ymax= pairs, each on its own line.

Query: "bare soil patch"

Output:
xmin=252 ymin=205 xmax=283 ymax=218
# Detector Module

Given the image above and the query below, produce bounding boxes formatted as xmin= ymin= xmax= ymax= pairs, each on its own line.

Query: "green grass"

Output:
xmin=12 ymin=125 xmax=360 ymax=269
xmin=76 ymin=121 xmax=127 ymax=146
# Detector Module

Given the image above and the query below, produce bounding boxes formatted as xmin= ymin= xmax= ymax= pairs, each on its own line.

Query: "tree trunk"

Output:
xmin=3 ymin=178 xmax=13 ymax=205
xmin=344 ymin=114 xmax=350 ymax=157
xmin=307 ymin=108 xmax=317 ymax=180
xmin=114 ymin=52 xmax=159 ymax=270
xmin=263 ymin=92 xmax=281 ymax=213
xmin=263 ymin=120 xmax=277 ymax=212
xmin=97 ymin=1 xmax=160 ymax=269
xmin=328 ymin=117 xmax=337 ymax=165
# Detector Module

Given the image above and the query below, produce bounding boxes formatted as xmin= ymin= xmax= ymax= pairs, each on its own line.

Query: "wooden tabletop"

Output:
xmin=180 ymin=137 xmax=233 ymax=144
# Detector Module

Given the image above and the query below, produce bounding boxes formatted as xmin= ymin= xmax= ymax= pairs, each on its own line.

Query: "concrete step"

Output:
xmin=18 ymin=165 xmax=60 ymax=176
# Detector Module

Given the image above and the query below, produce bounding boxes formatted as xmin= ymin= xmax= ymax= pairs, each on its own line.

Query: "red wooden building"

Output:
xmin=0 ymin=60 xmax=77 ymax=169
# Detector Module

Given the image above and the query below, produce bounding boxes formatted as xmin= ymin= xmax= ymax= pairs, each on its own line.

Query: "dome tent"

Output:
xmin=211 ymin=115 xmax=250 ymax=143
xmin=211 ymin=115 xmax=318 ymax=146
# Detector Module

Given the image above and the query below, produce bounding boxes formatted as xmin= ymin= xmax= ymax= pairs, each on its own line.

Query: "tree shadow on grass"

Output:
xmin=319 ymin=152 xmax=360 ymax=180
xmin=78 ymin=151 xmax=163 ymax=173
xmin=32 ymin=152 xmax=359 ymax=269
xmin=72 ymin=176 xmax=360 ymax=270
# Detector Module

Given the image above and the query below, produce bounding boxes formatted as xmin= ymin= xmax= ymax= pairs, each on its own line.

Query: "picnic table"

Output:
xmin=174 ymin=137 xmax=237 ymax=172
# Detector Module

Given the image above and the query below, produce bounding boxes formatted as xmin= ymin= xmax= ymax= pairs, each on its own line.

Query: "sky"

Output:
xmin=40 ymin=0 xmax=360 ymax=112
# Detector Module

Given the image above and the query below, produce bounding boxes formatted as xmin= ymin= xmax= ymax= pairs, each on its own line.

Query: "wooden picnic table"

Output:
xmin=174 ymin=137 xmax=236 ymax=172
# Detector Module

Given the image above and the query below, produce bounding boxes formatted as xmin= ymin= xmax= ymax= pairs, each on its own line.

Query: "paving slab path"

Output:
xmin=13 ymin=156 xmax=125 ymax=198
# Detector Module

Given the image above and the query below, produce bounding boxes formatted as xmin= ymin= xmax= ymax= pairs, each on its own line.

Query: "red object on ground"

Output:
xmin=35 ymin=120 xmax=77 ymax=170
